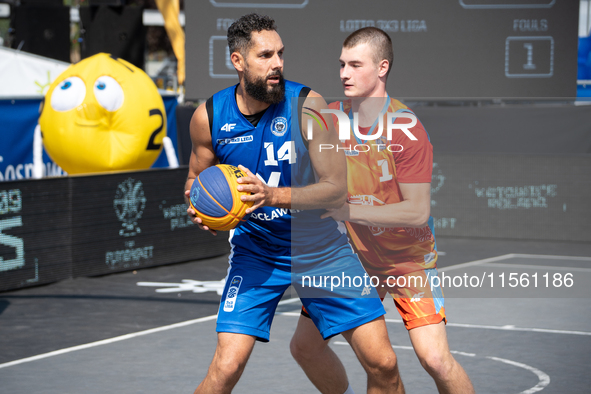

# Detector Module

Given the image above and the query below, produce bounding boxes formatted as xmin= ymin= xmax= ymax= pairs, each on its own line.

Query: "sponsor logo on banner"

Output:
xmin=114 ymin=178 xmax=146 ymax=237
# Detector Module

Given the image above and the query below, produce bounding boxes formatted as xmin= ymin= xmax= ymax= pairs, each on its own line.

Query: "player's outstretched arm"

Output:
xmin=322 ymin=182 xmax=431 ymax=228
xmin=184 ymin=103 xmax=219 ymax=233
xmin=293 ymin=91 xmax=347 ymax=209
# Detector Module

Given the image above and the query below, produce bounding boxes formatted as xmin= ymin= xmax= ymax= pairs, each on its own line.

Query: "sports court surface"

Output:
xmin=1 ymin=237 xmax=590 ymax=393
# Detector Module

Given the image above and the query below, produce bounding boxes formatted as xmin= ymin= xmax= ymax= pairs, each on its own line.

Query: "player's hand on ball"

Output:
xmin=185 ymin=189 xmax=217 ymax=235
xmin=236 ymin=165 xmax=272 ymax=213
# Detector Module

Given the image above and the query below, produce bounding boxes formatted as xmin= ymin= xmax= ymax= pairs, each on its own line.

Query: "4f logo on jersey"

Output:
xmin=410 ymin=292 xmax=425 ymax=302
xmin=223 ymin=276 xmax=242 ymax=312
xmin=221 ymin=123 xmax=236 ymax=132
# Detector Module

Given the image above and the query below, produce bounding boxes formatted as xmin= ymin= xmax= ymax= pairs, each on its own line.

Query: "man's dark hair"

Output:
xmin=227 ymin=13 xmax=277 ymax=55
xmin=343 ymin=27 xmax=393 ymax=78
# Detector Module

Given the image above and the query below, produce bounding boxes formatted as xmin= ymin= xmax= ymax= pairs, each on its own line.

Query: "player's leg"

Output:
xmin=290 ymin=310 xmax=350 ymax=394
xmin=194 ymin=332 xmax=256 ymax=394
xmin=294 ymin=238 xmax=402 ymax=393
xmin=393 ymin=269 xmax=474 ymax=394
xmin=195 ymin=247 xmax=291 ymax=392
xmin=408 ymin=322 xmax=474 ymax=394
xmin=340 ymin=316 xmax=405 ymax=394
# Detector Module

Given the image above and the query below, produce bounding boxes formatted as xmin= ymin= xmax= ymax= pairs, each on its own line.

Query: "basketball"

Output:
xmin=189 ymin=164 xmax=254 ymax=231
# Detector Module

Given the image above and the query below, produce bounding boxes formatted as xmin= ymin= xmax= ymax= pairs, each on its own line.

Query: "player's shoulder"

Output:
xmin=328 ymin=100 xmax=342 ymax=110
xmin=280 ymin=80 xmax=305 ymax=99
xmin=299 ymin=89 xmax=329 ymax=111
xmin=190 ymin=101 xmax=211 ymax=135
xmin=192 ymin=102 xmax=207 ymax=123
xmin=389 ymin=97 xmax=410 ymax=112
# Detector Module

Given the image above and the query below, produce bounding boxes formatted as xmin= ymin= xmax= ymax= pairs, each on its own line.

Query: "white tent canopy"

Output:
xmin=0 ymin=46 xmax=70 ymax=98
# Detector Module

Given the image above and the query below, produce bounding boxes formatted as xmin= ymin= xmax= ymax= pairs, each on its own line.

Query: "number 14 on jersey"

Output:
xmin=258 ymin=141 xmax=296 ymax=188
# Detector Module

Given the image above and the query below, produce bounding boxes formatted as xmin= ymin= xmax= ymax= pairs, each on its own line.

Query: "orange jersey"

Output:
xmin=329 ymin=98 xmax=437 ymax=277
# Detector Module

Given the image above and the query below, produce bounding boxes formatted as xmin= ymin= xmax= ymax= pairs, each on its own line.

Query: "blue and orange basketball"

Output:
xmin=189 ymin=164 xmax=253 ymax=231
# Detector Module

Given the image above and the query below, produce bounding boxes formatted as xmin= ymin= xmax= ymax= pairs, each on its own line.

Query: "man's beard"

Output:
xmin=243 ymin=68 xmax=285 ymax=105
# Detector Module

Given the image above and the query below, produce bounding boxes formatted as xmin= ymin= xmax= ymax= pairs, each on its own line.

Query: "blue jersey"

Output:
xmin=210 ymin=81 xmax=340 ymax=255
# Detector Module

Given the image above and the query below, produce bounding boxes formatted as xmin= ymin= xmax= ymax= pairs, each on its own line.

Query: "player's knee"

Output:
xmin=364 ymin=351 xmax=400 ymax=381
xmin=211 ymin=353 xmax=248 ymax=385
xmin=419 ymin=351 xmax=455 ymax=380
xmin=290 ymin=334 xmax=319 ymax=363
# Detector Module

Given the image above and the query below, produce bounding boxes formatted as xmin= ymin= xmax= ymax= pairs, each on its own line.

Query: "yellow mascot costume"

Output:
xmin=39 ymin=53 xmax=166 ymax=174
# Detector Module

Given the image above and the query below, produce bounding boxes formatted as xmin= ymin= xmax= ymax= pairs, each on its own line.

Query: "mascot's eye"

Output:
xmin=51 ymin=77 xmax=86 ymax=112
xmin=94 ymin=76 xmax=124 ymax=112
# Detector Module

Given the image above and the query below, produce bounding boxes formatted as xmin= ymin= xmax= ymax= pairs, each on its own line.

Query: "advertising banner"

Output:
xmin=0 ymin=168 xmax=229 ymax=292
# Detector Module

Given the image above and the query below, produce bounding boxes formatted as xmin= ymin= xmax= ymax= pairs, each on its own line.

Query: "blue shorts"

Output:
xmin=216 ymin=235 xmax=385 ymax=342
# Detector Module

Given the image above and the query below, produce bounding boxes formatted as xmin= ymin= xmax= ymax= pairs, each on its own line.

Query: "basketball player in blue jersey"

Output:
xmin=184 ymin=14 xmax=405 ymax=394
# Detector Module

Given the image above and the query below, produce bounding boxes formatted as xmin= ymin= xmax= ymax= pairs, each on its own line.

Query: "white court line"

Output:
xmin=0 ymin=298 xmax=300 ymax=370
xmin=0 ymin=315 xmax=216 ymax=370
xmin=509 ymin=254 xmax=591 ymax=262
xmin=439 ymin=253 xmax=591 ymax=273
xmin=483 ymin=262 xmax=591 ymax=273
xmin=280 ymin=313 xmax=591 ymax=337
xmin=488 ymin=356 xmax=551 ymax=394
xmin=383 ymin=318 xmax=591 ymax=336
xmin=439 ymin=254 xmax=515 ymax=272
xmin=1 ymin=253 xmax=588 ymax=370
xmin=334 ymin=342 xmax=550 ymax=394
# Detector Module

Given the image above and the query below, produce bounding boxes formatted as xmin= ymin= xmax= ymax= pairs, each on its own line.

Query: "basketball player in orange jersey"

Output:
xmin=290 ymin=27 xmax=474 ymax=394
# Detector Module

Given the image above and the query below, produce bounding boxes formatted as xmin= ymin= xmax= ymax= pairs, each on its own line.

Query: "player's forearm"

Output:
xmin=348 ymin=201 xmax=430 ymax=228
xmin=267 ymin=187 xmax=291 ymax=208
xmin=264 ymin=182 xmax=346 ymax=210
xmin=247 ymin=181 xmax=345 ymax=211
xmin=291 ymin=181 xmax=347 ymax=210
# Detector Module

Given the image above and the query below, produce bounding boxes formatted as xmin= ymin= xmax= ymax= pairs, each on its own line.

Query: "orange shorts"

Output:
xmin=301 ymin=268 xmax=446 ymax=331
xmin=374 ymin=268 xmax=446 ymax=330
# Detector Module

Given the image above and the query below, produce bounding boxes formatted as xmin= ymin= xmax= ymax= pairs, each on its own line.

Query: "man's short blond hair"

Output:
xmin=343 ymin=27 xmax=393 ymax=78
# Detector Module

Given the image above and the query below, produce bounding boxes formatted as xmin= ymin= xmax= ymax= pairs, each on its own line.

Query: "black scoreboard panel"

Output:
xmin=0 ymin=169 xmax=230 ymax=292
xmin=0 ymin=179 xmax=72 ymax=292
xmin=430 ymin=154 xmax=591 ymax=242
xmin=185 ymin=0 xmax=578 ymax=100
